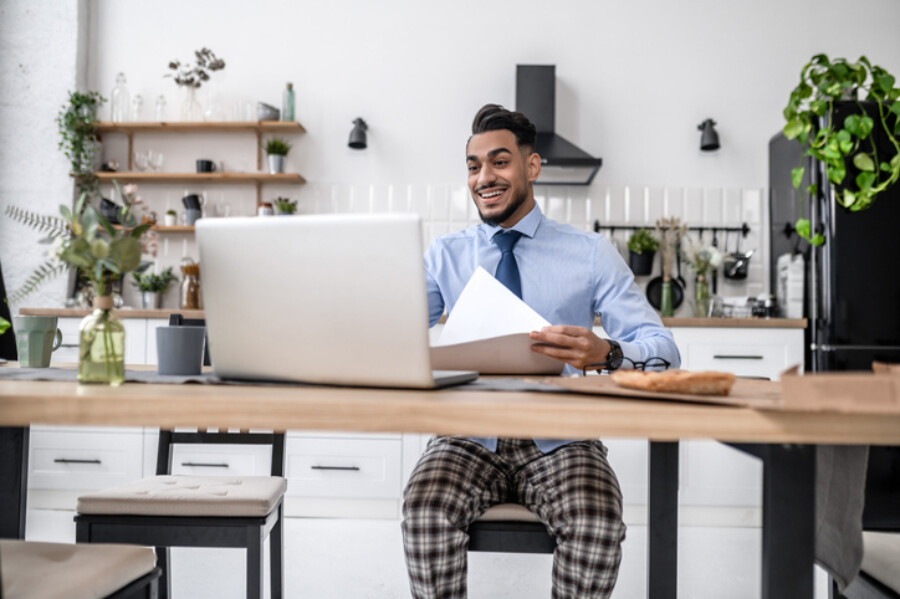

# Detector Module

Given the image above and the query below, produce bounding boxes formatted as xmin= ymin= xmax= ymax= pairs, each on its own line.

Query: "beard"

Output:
xmin=476 ymin=186 xmax=528 ymax=226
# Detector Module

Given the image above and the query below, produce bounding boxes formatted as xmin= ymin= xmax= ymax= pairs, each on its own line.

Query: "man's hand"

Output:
xmin=529 ymin=325 xmax=611 ymax=371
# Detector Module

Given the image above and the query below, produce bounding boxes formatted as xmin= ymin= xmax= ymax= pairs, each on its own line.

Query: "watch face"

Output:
xmin=607 ymin=340 xmax=624 ymax=369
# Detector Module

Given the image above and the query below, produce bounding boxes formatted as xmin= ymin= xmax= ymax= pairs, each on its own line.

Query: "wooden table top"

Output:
xmin=0 ymin=369 xmax=896 ymax=445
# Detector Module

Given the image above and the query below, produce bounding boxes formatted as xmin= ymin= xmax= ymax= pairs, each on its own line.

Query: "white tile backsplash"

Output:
xmin=132 ymin=182 xmax=768 ymax=312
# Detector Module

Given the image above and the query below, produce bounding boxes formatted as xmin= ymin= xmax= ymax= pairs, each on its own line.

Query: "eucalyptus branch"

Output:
xmin=7 ymin=260 xmax=68 ymax=304
xmin=4 ymin=206 xmax=68 ymax=238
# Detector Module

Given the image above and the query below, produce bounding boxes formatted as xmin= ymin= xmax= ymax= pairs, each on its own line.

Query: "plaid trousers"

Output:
xmin=402 ymin=437 xmax=626 ymax=599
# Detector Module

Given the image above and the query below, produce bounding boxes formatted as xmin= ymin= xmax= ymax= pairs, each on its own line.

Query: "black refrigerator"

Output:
xmin=769 ymin=102 xmax=900 ymax=373
xmin=769 ymin=101 xmax=900 ymax=529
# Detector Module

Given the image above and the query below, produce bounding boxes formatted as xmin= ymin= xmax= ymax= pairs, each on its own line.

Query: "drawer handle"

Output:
xmin=713 ymin=354 xmax=764 ymax=360
xmin=180 ymin=462 xmax=229 ymax=468
xmin=54 ymin=458 xmax=102 ymax=464
xmin=59 ymin=343 xmax=80 ymax=348
xmin=310 ymin=465 xmax=361 ymax=471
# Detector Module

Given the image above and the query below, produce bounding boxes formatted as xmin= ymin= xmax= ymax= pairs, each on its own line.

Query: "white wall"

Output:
xmin=3 ymin=0 xmax=899 ymax=310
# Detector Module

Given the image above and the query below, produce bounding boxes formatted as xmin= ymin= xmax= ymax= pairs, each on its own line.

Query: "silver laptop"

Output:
xmin=195 ymin=213 xmax=477 ymax=389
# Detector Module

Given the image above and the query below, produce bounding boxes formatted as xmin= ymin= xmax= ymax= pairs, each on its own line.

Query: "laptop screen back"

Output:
xmin=196 ymin=214 xmax=437 ymax=387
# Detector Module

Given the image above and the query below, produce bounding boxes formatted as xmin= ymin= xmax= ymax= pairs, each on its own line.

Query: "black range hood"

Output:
xmin=516 ymin=64 xmax=603 ymax=186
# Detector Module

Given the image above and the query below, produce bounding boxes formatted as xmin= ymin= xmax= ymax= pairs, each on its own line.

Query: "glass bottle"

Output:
xmin=109 ymin=72 xmax=130 ymax=123
xmin=181 ymin=86 xmax=203 ymax=122
xmin=130 ymin=94 xmax=144 ymax=122
xmin=694 ymin=272 xmax=711 ymax=317
xmin=180 ymin=260 xmax=203 ymax=309
xmin=78 ymin=295 xmax=125 ymax=386
xmin=155 ymin=94 xmax=167 ymax=121
xmin=281 ymin=82 xmax=295 ymax=122
xmin=660 ymin=277 xmax=674 ymax=317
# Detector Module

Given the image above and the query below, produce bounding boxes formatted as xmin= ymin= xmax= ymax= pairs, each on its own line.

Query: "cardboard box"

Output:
xmin=780 ymin=364 xmax=900 ymax=414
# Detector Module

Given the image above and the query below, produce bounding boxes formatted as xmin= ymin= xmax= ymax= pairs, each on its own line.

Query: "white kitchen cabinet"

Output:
xmin=52 ymin=317 xmax=147 ymax=365
xmin=670 ymin=325 xmax=804 ymax=510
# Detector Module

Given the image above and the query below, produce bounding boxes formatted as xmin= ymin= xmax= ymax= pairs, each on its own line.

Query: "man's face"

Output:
xmin=466 ymin=129 xmax=540 ymax=228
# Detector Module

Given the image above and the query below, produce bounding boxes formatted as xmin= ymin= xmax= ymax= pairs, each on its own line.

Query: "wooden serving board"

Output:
xmin=541 ymin=375 xmax=783 ymax=410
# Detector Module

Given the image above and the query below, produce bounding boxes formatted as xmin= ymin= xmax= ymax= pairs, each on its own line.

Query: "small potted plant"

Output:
xmin=131 ymin=267 xmax=178 ymax=309
xmin=626 ymin=228 xmax=659 ymax=275
xmin=264 ymin=137 xmax=291 ymax=174
xmin=273 ymin=197 xmax=297 ymax=215
xmin=164 ymin=209 xmax=177 ymax=226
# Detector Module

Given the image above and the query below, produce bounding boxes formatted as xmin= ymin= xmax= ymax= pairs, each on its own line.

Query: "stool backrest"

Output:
xmin=156 ymin=430 xmax=286 ymax=477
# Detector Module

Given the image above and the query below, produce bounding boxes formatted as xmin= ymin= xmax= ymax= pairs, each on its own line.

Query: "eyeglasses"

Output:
xmin=582 ymin=356 xmax=671 ymax=376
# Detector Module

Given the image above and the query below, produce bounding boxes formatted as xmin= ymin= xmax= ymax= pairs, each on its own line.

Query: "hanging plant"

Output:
xmin=56 ymin=91 xmax=106 ymax=197
xmin=782 ymin=54 xmax=900 ymax=245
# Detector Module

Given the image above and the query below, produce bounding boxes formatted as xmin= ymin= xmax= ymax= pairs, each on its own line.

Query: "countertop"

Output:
xmin=19 ymin=308 xmax=807 ymax=329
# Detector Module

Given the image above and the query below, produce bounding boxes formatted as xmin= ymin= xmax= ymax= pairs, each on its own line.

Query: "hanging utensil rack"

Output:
xmin=593 ymin=220 xmax=750 ymax=238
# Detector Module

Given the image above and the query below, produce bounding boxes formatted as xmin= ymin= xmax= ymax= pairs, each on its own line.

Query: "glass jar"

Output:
xmin=78 ymin=296 xmax=125 ymax=386
xmin=282 ymin=82 xmax=295 ymax=121
xmin=130 ymin=94 xmax=144 ymax=121
xmin=155 ymin=94 xmax=167 ymax=121
xmin=181 ymin=86 xmax=203 ymax=122
xmin=109 ymin=72 xmax=130 ymax=123
xmin=180 ymin=261 xmax=202 ymax=309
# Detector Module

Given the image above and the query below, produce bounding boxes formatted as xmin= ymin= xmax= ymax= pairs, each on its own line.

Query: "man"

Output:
xmin=402 ymin=104 xmax=679 ymax=598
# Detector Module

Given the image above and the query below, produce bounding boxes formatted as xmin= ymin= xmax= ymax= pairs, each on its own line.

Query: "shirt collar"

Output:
xmin=484 ymin=202 xmax=543 ymax=240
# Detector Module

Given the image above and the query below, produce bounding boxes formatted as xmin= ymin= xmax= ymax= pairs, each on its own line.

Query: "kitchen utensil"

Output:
xmin=647 ymin=274 xmax=684 ymax=312
xmin=724 ymin=249 xmax=755 ymax=280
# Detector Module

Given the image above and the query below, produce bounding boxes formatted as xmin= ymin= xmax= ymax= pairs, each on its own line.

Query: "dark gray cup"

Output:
xmin=156 ymin=326 xmax=205 ymax=375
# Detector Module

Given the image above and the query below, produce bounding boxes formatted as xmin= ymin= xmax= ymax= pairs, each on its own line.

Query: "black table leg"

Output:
xmin=0 ymin=426 xmax=29 ymax=539
xmin=730 ymin=443 xmax=816 ymax=599
xmin=648 ymin=441 xmax=679 ymax=599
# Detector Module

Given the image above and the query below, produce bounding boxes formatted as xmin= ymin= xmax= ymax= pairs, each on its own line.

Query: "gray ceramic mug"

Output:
xmin=14 ymin=316 xmax=63 ymax=368
xmin=156 ymin=326 xmax=205 ymax=375
xmin=184 ymin=208 xmax=202 ymax=226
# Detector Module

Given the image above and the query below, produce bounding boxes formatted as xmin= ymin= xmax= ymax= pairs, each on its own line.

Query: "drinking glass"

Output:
xmin=133 ymin=150 xmax=149 ymax=172
xmin=148 ymin=150 xmax=164 ymax=172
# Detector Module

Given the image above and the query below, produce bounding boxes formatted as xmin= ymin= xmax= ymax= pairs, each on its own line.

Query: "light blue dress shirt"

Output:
xmin=425 ymin=202 xmax=680 ymax=453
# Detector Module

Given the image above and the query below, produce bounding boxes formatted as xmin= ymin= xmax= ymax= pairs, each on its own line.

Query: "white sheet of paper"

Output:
xmin=435 ymin=267 xmax=551 ymax=345
xmin=430 ymin=267 xmax=564 ymax=375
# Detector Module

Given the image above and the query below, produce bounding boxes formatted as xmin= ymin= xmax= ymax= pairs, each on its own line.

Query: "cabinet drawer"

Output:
xmin=169 ymin=445 xmax=272 ymax=476
xmin=285 ymin=438 xmax=402 ymax=499
xmin=29 ymin=430 xmax=144 ymax=491
xmin=686 ymin=343 xmax=786 ymax=379
xmin=51 ymin=318 xmax=147 ymax=366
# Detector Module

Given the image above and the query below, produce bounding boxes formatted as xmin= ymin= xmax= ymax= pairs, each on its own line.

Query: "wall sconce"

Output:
xmin=348 ymin=117 xmax=368 ymax=149
xmin=698 ymin=118 xmax=720 ymax=151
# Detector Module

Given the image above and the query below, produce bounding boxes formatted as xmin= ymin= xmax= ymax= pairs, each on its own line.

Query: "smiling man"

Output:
xmin=401 ymin=104 xmax=679 ymax=599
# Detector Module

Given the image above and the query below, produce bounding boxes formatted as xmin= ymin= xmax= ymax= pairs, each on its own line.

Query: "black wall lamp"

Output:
xmin=698 ymin=118 xmax=720 ymax=151
xmin=348 ymin=117 xmax=368 ymax=149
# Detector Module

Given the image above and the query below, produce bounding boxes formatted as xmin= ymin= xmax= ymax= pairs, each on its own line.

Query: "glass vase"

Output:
xmin=694 ymin=273 xmax=711 ymax=317
xmin=78 ymin=296 xmax=125 ymax=386
xmin=180 ymin=86 xmax=203 ymax=122
xmin=660 ymin=278 xmax=674 ymax=317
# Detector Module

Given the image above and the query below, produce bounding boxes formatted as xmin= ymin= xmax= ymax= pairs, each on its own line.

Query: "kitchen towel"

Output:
xmin=816 ymin=445 xmax=868 ymax=591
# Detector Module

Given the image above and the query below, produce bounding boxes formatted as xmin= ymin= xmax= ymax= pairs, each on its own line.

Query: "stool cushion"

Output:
xmin=0 ymin=539 xmax=156 ymax=599
xmin=477 ymin=503 xmax=541 ymax=522
xmin=860 ymin=531 xmax=900 ymax=593
xmin=76 ymin=475 xmax=287 ymax=517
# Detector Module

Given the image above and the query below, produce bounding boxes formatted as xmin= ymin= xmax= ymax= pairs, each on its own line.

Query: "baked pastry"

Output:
xmin=610 ymin=369 xmax=736 ymax=396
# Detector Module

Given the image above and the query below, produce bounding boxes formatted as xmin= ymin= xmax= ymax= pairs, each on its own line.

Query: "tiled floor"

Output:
xmin=27 ymin=509 xmax=830 ymax=598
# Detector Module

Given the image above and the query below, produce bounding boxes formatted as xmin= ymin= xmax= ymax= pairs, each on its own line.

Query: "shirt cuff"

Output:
xmin=617 ymin=340 xmax=641 ymax=370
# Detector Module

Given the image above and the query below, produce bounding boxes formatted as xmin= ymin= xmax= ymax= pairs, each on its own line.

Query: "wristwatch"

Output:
xmin=604 ymin=339 xmax=624 ymax=371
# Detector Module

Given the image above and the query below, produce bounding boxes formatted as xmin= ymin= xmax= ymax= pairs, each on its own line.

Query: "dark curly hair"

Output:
xmin=470 ymin=104 xmax=537 ymax=153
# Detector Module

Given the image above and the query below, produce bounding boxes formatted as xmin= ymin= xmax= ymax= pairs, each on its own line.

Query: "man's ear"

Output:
xmin=526 ymin=152 xmax=542 ymax=182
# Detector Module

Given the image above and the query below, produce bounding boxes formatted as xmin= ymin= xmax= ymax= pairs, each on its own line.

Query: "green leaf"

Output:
xmin=853 ymin=152 xmax=875 ymax=172
xmin=783 ymin=120 xmax=805 ymax=139
xmin=791 ymin=167 xmax=805 ymax=189
xmin=109 ymin=237 xmax=141 ymax=273
xmin=837 ymin=190 xmax=855 ymax=208
xmin=59 ymin=205 xmax=72 ymax=221
xmin=881 ymin=161 xmax=892 ymax=172
xmin=839 ymin=139 xmax=854 ymax=155
xmin=90 ymin=239 xmax=110 ymax=259
xmin=0 ymin=316 xmax=10 ymax=336
xmin=810 ymin=99 xmax=827 ymax=116
xmin=856 ymin=171 xmax=876 ymax=190
xmin=81 ymin=206 xmax=99 ymax=241
xmin=890 ymin=103 xmax=900 ymax=118
xmin=823 ymin=145 xmax=841 ymax=160
xmin=858 ymin=116 xmax=874 ymax=138
xmin=795 ymin=218 xmax=811 ymax=239
xmin=804 ymin=183 xmax=819 ymax=197
xmin=877 ymin=74 xmax=896 ymax=93
xmin=810 ymin=233 xmax=825 ymax=246
xmin=827 ymin=164 xmax=846 ymax=184
xmin=844 ymin=114 xmax=861 ymax=135
xmin=130 ymin=223 xmax=151 ymax=238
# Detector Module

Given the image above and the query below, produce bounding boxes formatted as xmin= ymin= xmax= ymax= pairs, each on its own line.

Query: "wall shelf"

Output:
xmin=94 ymin=120 xmax=307 ymax=206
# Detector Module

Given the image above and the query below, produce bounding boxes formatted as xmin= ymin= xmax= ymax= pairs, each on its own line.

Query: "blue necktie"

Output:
xmin=493 ymin=230 xmax=523 ymax=298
